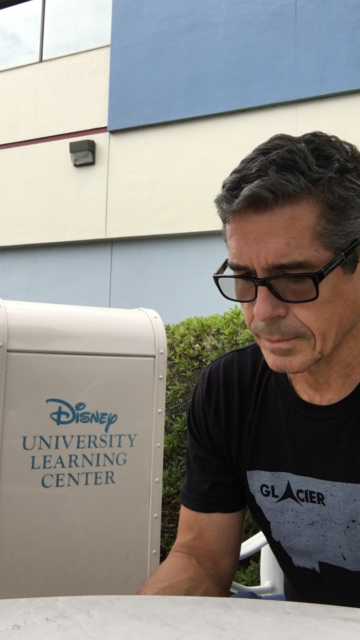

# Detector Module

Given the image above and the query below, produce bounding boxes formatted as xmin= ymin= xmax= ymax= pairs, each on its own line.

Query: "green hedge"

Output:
xmin=162 ymin=306 xmax=260 ymax=587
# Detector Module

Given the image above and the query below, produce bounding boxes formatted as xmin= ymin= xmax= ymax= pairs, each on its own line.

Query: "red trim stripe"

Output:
xmin=0 ymin=127 xmax=108 ymax=150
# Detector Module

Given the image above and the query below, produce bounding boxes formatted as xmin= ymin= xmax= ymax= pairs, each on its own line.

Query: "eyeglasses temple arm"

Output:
xmin=321 ymin=238 xmax=360 ymax=279
xmin=214 ymin=258 xmax=229 ymax=276
xmin=343 ymin=238 xmax=360 ymax=259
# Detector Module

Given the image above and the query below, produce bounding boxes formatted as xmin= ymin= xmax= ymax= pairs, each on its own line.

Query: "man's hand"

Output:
xmin=138 ymin=505 xmax=246 ymax=596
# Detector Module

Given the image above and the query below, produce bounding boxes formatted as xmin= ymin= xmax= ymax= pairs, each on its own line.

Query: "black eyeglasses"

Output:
xmin=213 ymin=238 xmax=360 ymax=304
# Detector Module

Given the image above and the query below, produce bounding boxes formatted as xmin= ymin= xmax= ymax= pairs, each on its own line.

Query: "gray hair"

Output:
xmin=214 ymin=132 xmax=360 ymax=273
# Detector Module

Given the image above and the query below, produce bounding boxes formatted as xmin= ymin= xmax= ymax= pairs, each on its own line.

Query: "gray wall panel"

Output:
xmin=110 ymin=234 xmax=233 ymax=325
xmin=0 ymin=243 xmax=112 ymax=307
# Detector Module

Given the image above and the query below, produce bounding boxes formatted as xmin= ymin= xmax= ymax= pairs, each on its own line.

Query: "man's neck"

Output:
xmin=288 ymin=332 xmax=360 ymax=406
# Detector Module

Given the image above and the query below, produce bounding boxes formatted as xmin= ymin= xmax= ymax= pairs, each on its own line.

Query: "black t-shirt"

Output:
xmin=181 ymin=343 xmax=360 ymax=607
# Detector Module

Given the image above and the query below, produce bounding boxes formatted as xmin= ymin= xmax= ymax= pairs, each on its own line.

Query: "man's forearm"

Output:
xmin=137 ymin=549 xmax=230 ymax=596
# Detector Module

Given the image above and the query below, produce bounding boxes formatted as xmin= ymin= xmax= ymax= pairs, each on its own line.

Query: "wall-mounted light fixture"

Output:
xmin=69 ymin=140 xmax=96 ymax=167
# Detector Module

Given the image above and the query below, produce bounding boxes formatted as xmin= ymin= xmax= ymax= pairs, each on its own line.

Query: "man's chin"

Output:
xmin=258 ymin=344 xmax=312 ymax=374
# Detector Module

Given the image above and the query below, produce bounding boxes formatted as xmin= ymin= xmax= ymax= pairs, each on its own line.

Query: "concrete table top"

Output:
xmin=0 ymin=595 xmax=358 ymax=639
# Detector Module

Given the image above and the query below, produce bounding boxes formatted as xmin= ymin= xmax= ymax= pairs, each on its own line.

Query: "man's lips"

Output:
xmin=260 ymin=336 xmax=298 ymax=344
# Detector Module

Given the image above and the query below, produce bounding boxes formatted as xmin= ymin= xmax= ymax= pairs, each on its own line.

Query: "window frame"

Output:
xmin=0 ymin=1 xmax=32 ymax=10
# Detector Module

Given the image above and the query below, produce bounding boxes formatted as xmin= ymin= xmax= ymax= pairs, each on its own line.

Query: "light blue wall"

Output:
xmin=296 ymin=0 xmax=360 ymax=98
xmin=0 ymin=234 xmax=233 ymax=325
xmin=108 ymin=0 xmax=360 ymax=130
xmin=0 ymin=243 xmax=112 ymax=307
xmin=110 ymin=234 xmax=232 ymax=322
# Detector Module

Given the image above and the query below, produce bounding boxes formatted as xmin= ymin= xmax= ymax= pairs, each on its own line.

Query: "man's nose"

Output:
xmin=252 ymin=284 xmax=288 ymax=322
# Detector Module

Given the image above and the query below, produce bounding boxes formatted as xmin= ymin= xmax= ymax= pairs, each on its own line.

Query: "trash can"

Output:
xmin=0 ymin=300 xmax=166 ymax=598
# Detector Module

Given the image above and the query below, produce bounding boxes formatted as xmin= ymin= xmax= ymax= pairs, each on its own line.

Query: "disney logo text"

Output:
xmin=46 ymin=399 xmax=118 ymax=433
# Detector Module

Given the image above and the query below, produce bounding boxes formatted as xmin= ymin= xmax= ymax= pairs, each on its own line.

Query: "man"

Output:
xmin=139 ymin=131 xmax=360 ymax=607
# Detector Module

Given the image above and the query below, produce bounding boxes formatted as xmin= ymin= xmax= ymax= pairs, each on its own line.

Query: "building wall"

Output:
xmin=108 ymin=0 xmax=360 ymax=129
xmin=106 ymin=93 xmax=360 ymax=239
xmin=1 ymin=0 xmax=360 ymax=322
xmin=0 ymin=234 xmax=231 ymax=325
xmin=3 ymin=92 xmax=360 ymax=246
xmin=1 ymin=132 xmax=109 ymax=245
xmin=0 ymin=46 xmax=110 ymax=144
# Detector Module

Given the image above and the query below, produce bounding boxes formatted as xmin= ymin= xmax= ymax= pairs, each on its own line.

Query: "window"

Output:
xmin=0 ymin=0 xmax=112 ymax=72
xmin=43 ymin=0 xmax=112 ymax=60
xmin=0 ymin=0 xmax=43 ymax=71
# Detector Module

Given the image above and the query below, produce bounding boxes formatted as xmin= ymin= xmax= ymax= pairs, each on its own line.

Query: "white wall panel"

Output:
xmin=106 ymin=92 xmax=360 ymax=239
xmin=0 ymin=133 xmax=109 ymax=246
xmin=2 ymin=91 xmax=360 ymax=246
xmin=294 ymin=92 xmax=360 ymax=141
xmin=0 ymin=47 xmax=110 ymax=145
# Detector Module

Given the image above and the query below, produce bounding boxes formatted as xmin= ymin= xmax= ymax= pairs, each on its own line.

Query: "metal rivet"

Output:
xmin=154 ymin=514 xmax=158 ymax=519
xmin=156 ymin=443 xmax=161 ymax=448
xmin=152 ymin=550 xmax=157 ymax=555
xmin=159 ymin=375 xmax=163 ymax=380
xmin=158 ymin=409 xmax=162 ymax=414
xmin=0 ymin=343 xmax=3 ymax=347
xmin=155 ymin=478 xmax=159 ymax=483
xmin=160 ymin=350 xmax=164 ymax=355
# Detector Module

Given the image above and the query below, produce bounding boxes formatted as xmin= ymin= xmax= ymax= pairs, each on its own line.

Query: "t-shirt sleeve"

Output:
xmin=180 ymin=364 xmax=247 ymax=513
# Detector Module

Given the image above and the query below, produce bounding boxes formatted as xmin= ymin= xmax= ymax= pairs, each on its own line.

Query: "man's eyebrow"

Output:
xmin=228 ymin=260 xmax=317 ymax=272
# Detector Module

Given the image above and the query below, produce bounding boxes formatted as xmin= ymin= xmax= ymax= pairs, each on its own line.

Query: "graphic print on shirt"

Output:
xmin=247 ymin=470 xmax=360 ymax=573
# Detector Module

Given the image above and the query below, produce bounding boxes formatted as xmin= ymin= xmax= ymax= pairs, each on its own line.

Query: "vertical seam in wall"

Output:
xmin=104 ymin=132 xmax=111 ymax=238
xmin=108 ymin=241 xmax=114 ymax=308
xmin=295 ymin=0 xmax=298 ymax=134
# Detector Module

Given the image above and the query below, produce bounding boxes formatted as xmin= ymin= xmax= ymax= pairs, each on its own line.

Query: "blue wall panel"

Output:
xmin=108 ymin=0 xmax=360 ymax=130
xmin=110 ymin=234 xmax=232 ymax=324
xmin=0 ymin=244 xmax=112 ymax=307
xmin=0 ymin=235 xmax=233 ymax=324
xmin=109 ymin=0 xmax=296 ymax=129
xmin=296 ymin=0 xmax=360 ymax=99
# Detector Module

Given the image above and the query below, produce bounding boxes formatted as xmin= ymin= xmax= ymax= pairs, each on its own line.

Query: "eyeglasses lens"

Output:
xmin=218 ymin=275 xmax=317 ymax=302
xmin=270 ymin=276 xmax=317 ymax=302
xmin=217 ymin=277 xmax=256 ymax=302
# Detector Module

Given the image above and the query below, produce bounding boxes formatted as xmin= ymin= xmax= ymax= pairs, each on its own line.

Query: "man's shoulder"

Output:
xmin=199 ymin=341 xmax=268 ymax=389
xmin=208 ymin=341 xmax=265 ymax=370
xmin=191 ymin=342 xmax=272 ymax=426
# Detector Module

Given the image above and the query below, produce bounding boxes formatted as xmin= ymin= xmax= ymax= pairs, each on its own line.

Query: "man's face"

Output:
xmin=226 ymin=199 xmax=360 ymax=374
